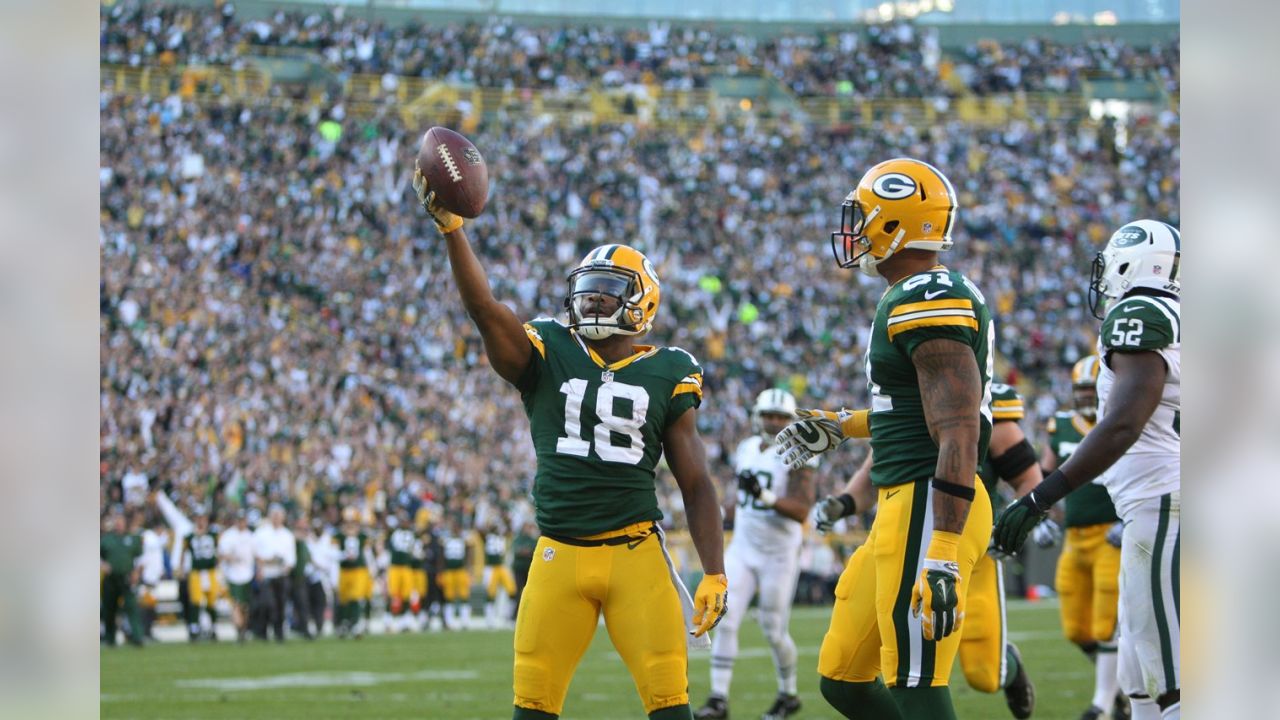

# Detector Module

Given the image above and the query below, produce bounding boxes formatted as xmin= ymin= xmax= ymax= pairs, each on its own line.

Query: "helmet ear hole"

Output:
xmin=883 ymin=220 xmax=899 ymax=234
xmin=1117 ymin=262 xmax=1130 ymax=276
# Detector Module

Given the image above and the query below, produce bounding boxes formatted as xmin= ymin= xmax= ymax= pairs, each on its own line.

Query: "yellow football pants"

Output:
xmin=387 ymin=565 xmax=416 ymax=602
xmin=439 ymin=568 xmax=471 ymax=602
xmin=958 ymin=553 xmax=1007 ymax=693
xmin=818 ymin=479 xmax=992 ymax=688
xmin=512 ymin=522 xmax=688 ymax=715
xmin=338 ymin=567 xmax=372 ymax=604
xmin=188 ymin=569 xmax=221 ymax=607
xmin=1056 ymin=523 xmax=1121 ymax=644
xmin=414 ymin=569 xmax=428 ymax=598
xmin=485 ymin=565 xmax=517 ymax=599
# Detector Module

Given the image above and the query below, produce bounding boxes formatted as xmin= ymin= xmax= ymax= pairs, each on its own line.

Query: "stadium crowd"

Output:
xmin=100 ymin=1 xmax=1177 ymax=97
xmin=99 ymin=1 xmax=1180 ymax=641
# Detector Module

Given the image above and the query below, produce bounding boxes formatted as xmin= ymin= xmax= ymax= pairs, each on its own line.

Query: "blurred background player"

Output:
xmin=289 ymin=515 xmax=315 ymax=640
xmin=335 ymin=508 xmax=375 ymax=638
xmin=482 ymin=521 xmax=517 ymax=629
xmin=181 ymin=511 xmax=221 ymax=641
xmin=439 ymin=517 xmax=473 ymax=630
xmin=1039 ymin=355 xmax=1128 ymax=720
xmin=696 ymin=389 xmax=815 ymax=720
xmin=218 ymin=510 xmax=255 ymax=643
xmin=252 ymin=504 xmax=296 ymax=643
xmin=386 ymin=508 xmax=420 ymax=632
xmin=421 ymin=519 xmax=449 ymax=631
xmin=303 ymin=517 xmax=337 ymax=639
xmin=510 ymin=521 xmax=539 ymax=622
xmin=100 ymin=509 xmax=144 ymax=647
xmin=994 ymin=220 xmax=1181 ymax=720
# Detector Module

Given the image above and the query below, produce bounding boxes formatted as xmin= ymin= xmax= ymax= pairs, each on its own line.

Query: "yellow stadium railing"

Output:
xmin=102 ymin=63 xmax=1105 ymax=131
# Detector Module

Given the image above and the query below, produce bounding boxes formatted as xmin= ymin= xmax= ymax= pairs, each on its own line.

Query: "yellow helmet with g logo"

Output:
xmin=831 ymin=158 xmax=958 ymax=277
xmin=564 ymin=244 xmax=661 ymax=340
xmin=1070 ymin=353 xmax=1101 ymax=421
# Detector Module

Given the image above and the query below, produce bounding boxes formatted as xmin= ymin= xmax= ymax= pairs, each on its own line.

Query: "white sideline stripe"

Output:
xmin=175 ymin=669 xmax=479 ymax=692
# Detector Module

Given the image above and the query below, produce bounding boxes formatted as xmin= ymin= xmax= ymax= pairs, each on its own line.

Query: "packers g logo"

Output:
xmin=871 ymin=173 xmax=917 ymax=200
xmin=1112 ymin=225 xmax=1149 ymax=247
xmin=642 ymin=257 xmax=660 ymax=287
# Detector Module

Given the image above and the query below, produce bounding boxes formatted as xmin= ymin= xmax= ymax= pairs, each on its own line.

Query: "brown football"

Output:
xmin=415 ymin=127 xmax=489 ymax=218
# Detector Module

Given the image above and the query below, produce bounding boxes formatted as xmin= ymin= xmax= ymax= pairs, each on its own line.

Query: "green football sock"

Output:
xmin=1002 ymin=645 xmax=1022 ymax=689
xmin=819 ymin=676 xmax=903 ymax=719
xmin=512 ymin=706 xmax=557 ymax=719
xmin=889 ymin=685 xmax=956 ymax=720
xmin=648 ymin=703 xmax=692 ymax=720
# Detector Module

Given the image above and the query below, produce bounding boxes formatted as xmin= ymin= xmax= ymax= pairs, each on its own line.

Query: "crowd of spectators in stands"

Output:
xmin=99 ymin=0 xmax=1180 ymax=546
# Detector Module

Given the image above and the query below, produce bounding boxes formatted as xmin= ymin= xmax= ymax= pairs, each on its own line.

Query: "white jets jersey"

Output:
xmin=1095 ymin=294 xmax=1181 ymax=517
xmin=731 ymin=435 xmax=814 ymax=554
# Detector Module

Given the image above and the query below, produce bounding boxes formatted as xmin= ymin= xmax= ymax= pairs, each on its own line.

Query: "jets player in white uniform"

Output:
xmin=696 ymin=389 xmax=817 ymax=720
xmin=993 ymin=219 xmax=1181 ymax=720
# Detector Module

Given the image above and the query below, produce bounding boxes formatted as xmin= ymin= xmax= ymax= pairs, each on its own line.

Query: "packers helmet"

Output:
xmin=831 ymin=158 xmax=958 ymax=277
xmin=1071 ymin=354 xmax=1101 ymax=421
xmin=564 ymin=244 xmax=661 ymax=340
xmin=751 ymin=388 xmax=798 ymax=437
xmin=1089 ymin=219 xmax=1181 ymax=319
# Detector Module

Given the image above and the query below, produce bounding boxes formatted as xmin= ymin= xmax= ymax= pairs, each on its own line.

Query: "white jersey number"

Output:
xmin=556 ymin=379 xmax=649 ymax=465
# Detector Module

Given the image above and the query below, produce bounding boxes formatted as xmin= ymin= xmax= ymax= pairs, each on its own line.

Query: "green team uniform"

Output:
xmin=1047 ymin=411 xmax=1119 ymax=527
xmin=512 ymin=532 xmax=538 ymax=576
xmin=184 ymin=532 xmax=219 ymax=571
xmin=387 ymin=527 xmax=418 ymax=567
xmin=867 ymin=267 xmax=994 ymax=488
xmin=100 ymin=530 xmax=144 ymax=645
xmin=335 ymin=532 xmax=368 ymax=569
xmin=443 ymin=535 xmax=468 ymax=570
xmin=484 ymin=533 xmax=507 ymax=566
xmin=516 ymin=318 xmax=703 ymax=536
xmin=977 ymin=383 xmax=1026 ymax=496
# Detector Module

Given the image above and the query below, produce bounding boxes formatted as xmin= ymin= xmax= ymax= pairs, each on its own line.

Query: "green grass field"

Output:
xmin=102 ymin=601 xmax=1095 ymax=719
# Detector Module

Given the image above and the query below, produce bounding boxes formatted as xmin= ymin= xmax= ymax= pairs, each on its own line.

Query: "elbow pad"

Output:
xmin=991 ymin=438 xmax=1038 ymax=482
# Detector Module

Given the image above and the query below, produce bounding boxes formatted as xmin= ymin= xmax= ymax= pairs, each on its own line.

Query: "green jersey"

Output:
xmin=867 ymin=267 xmax=994 ymax=488
xmin=1047 ymin=411 xmax=1119 ymax=527
xmin=483 ymin=533 xmax=507 ymax=566
xmin=184 ymin=531 xmax=219 ymax=571
xmin=387 ymin=527 xmax=418 ymax=567
xmin=100 ymin=531 xmax=142 ymax=576
xmin=443 ymin=534 xmax=468 ymax=570
xmin=516 ymin=319 xmax=703 ymax=536
xmin=335 ymin=532 xmax=368 ymax=570
xmin=977 ymin=383 xmax=1024 ymax=495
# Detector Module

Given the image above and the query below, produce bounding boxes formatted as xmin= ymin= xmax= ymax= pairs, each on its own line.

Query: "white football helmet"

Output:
xmin=1089 ymin=219 xmax=1181 ymax=318
xmin=752 ymin=388 xmax=798 ymax=438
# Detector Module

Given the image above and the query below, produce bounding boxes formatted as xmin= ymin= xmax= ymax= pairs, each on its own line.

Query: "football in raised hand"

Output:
xmin=415 ymin=127 xmax=489 ymax=218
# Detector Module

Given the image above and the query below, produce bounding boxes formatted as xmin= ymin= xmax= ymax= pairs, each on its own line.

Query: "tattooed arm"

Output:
xmin=770 ymin=465 xmax=816 ymax=523
xmin=911 ymin=338 xmax=982 ymax=534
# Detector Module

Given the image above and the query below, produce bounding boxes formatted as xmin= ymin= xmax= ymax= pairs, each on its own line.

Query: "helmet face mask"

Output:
xmin=1089 ymin=220 xmax=1181 ymax=319
xmin=565 ymin=245 xmax=660 ymax=340
xmin=830 ymin=159 xmax=957 ymax=278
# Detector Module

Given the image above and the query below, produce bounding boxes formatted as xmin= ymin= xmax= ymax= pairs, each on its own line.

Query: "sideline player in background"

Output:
xmin=776 ymin=158 xmax=994 ymax=720
xmin=181 ymin=511 xmax=221 ymax=641
xmin=439 ymin=517 xmax=473 ymax=630
xmin=1040 ymin=355 xmax=1129 ymax=720
xmin=483 ymin=522 xmax=518 ymax=628
xmin=335 ymin=508 xmax=374 ymax=638
xmin=695 ymin=389 xmax=815 ymax=720
xmin=385 ymin=508 xmax=419 ymax=633
xmin=994 ymin=220 xmax=1181 ymax=720
xmin=415 ymin=167 xmax=726 ymax=720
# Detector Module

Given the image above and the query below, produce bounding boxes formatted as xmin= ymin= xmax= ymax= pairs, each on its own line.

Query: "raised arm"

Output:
xmin=414 ymin=169 xmax=531 ymax=386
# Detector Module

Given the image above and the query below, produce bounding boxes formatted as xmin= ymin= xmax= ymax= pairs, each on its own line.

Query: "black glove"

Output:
xmin=737 ymin=471 xmax=762 ymax=498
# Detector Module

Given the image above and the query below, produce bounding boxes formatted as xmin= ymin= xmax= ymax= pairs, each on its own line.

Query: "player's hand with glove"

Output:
xmin=992 ymin=490 xmax=1055 ymax=555
xmin=1030 ymin=517 xmax=1063 ymax=549
xmin=412 ymin=162 xmax=464 ymax=234
xmin=775 ymin=409 xmax=851 ymax=469
xmin=810 ymin=494 xmax=857 ymax=535
xmin=911 ymin=531 xmax=963 ymax=641
xmin=737 ymin=471 xmax=775 ymax=508
xmin=1106 ymin=521 xmax=1124 ymax=548
xmin=690 ymin=573 xmax=728 ymax=637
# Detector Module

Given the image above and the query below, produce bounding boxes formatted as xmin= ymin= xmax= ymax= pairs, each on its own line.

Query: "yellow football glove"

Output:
xmin=690 ymin=573 xmax=728 ymax=637
xmin=911 ymin=531 xmax=963 ymax=641
xmin=412 ymin=163 xmax=464 ymax=234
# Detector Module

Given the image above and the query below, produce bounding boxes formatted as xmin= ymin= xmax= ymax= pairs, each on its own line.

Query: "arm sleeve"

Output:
xmin=667 ymin=348 xmax=704 ymax=422
xmin=1101 ymin=297 xmax=1178 ymax=352
xmin=515 ymin=321 xmax=551 ymax=394
xmin=887 ymin=283 xmax=982 ymax=358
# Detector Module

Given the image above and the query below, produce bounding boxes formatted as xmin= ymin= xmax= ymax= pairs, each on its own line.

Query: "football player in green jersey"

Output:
xmin=994 ymin=220 xmax=1181 ymax=720
xmin=385 ymin=508 xmax=420 ymax=633
xmin=181 ymin=512 xmax=221 ymax=641
xmin=775 ymin=158 xmax=995 ymax=720
xmin=414 ymin=169 xmax=727 ymax=720
xmin=1039 ymin=355 xmax=1129 ymax=720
